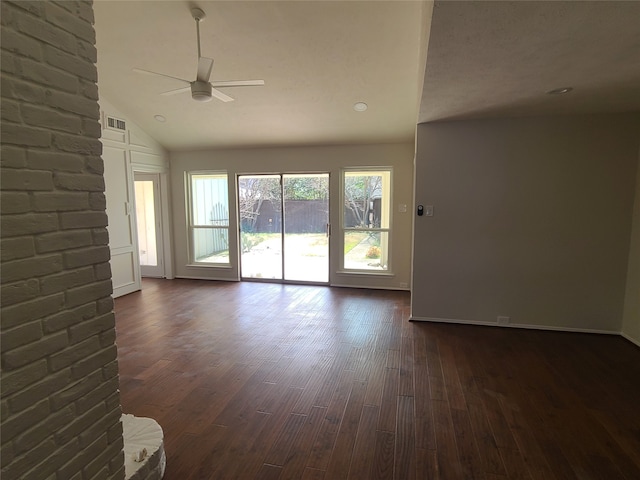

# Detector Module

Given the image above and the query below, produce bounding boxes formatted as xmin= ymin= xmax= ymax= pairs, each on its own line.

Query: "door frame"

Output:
xmin=131 ymin=166 xmax=173 ymax=279
xmin=134 ymin=172 xmax=165 ymax=278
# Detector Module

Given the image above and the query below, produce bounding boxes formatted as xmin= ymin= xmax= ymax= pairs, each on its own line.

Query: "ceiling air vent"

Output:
xmin=106 ymin=115 xmax=126 ymax=131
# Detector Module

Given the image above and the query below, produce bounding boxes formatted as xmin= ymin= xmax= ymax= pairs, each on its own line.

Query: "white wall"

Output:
xmin=99 ymin=98 xmax=171 ymax=296
xmin=622 ymin=146 xmax=640 ymax=346
xmin=412 ymin=113 xmax=640 ymax=333
xmin=170 ymin=143 xmax=414 ymax=290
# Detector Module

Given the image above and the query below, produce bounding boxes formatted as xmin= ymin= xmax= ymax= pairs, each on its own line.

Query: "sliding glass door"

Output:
xmin=238 ymin=173 xmax=329 ymax=283
xmin=283 ymin=174 xmax=329 ymax=282
xmin=239 ymin=175 xmax=283 ymax=279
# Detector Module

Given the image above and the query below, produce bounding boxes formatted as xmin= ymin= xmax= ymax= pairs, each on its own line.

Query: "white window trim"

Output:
xmin=186 ymin=171 xmax=231 ymax=266
xmin=340 ymin=167 xmax=393 ymax=273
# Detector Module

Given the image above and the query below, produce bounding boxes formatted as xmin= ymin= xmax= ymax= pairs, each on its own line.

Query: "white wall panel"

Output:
xmin=111 ymin=251 xmax=139 ymax=297
xmin=130 ymin=150 xmax=165 ymax=169
xmin=103 ymin=146 xmax=133 ymax=249
xmin=100 ymin=97 xmax=170 ymax=294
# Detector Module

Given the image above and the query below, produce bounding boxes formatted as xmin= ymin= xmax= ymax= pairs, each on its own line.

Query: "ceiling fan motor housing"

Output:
xmin=191 ymin=81 xmax=212 ymax=102
xmin=132 ymin=7 xmax=263 ymax=102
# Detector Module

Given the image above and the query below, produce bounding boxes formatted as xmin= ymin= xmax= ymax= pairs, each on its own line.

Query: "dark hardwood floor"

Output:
xmin=114 ymin=278 xmax=640 ymax=480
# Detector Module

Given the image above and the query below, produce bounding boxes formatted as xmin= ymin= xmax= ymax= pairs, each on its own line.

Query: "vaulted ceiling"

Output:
xmin=93 ymin=1 xmax=640 ymax=151
xmin=419 ymin=1 xmax=640 ymax=123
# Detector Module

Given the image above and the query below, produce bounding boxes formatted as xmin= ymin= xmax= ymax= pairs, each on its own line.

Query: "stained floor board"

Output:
xmin=115 ymin=278 xmax=640 ymax=479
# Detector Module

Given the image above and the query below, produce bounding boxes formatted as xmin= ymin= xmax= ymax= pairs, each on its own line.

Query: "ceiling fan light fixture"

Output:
xmin=546 ymin=87 xmax=573 ymax=95
xmin=353 ymin=102 xmax=368 ymax=112
xmin=192 ymin=93 xmax=213 ymax=102
xmin=191 ymin=82 xmax=213 ymax=102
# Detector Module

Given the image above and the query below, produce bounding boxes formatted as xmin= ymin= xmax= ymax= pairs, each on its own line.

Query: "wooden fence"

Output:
xmin=242 ymin=200 xmax=329 ymax=233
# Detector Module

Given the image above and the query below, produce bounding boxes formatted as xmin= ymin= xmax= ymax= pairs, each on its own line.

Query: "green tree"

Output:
xmin=344 ymin=174 xmax=382 ymax=227
xmin=284 ymin=176 xmax=328 ymax=200
xmin=238 ymin=176 xmax=281 ymax=231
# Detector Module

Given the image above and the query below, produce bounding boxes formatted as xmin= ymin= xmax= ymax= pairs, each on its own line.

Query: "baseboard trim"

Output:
xmin=175 ymin=275 xmax=240 ymax=282
xmin=330 ymin=283 xmax=411 ymax=291
xmin=621 ymin=332 xmax=640 ymax=348
xmin=173 ymin=277 xmax=410 ymax=291
xmin=409 ymin=316 xmax=620 ymax=336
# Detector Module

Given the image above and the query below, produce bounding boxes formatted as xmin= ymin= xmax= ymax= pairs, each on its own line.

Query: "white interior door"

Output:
xmin=134 ymin=173 xmax=165 ymax=278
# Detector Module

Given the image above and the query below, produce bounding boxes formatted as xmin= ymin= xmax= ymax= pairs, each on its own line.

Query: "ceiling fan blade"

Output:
xmin=197 ymin=57 xmax=214 ymax=82
xmin=133 ymin=68 xmax=190 ymax=84
xmin=210 ymin=87 xmax=234 ymax=103
xmin=160 ymin=86 xmax=192 ymax=96
xmin=210 ymin=80 xmax=265 ymax=88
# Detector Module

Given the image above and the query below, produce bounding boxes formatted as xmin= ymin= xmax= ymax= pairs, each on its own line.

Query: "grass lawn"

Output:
xmin=241 ymin=231 xmax=374 ymax=257
xmin=344 ymin=231 xmax=371 ymax=254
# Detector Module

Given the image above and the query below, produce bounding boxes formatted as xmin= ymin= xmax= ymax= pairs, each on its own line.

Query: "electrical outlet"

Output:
xmin=497 ymin=316 xmax=510 ymax=326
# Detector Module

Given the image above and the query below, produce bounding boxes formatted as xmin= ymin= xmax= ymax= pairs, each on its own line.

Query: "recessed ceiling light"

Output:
xmin=154 ymin=114 xmax=166 ymax=122
xmin=546 ymin=87 xmax=573 ymax=95
xmin=353 ymin=102 xmax=368 ymax=112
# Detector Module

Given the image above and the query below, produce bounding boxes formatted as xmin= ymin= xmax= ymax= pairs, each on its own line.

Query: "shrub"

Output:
xmin=365 ymin=246 xmax=381 ymax=259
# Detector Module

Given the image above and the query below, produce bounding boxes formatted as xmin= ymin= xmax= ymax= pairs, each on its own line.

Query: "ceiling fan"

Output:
xmin=133 ymin=7 xmax=264 ymax=103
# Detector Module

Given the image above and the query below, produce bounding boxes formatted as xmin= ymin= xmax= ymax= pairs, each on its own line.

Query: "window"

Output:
xmin=187 ymin=172 xmax=230 ymax=264
xmin=342 ymin=169 xmax=391 ymax=271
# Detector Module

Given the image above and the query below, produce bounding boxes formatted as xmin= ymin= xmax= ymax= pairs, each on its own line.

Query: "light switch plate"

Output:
xmin=398 ymin=204 xmax=407 ymax=213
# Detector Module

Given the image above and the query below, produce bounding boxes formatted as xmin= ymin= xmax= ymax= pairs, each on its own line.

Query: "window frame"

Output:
xmin=186 ymin=171 xmax=231 ymax=266
xmin=340 ymin=167 xmax=393 ymax=274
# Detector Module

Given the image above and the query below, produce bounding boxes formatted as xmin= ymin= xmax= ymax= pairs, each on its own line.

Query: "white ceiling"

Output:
xmin=94 ymin=0 xmax=428 ymax=151
xmin=93 ymin=1 xmax=640 ymax=152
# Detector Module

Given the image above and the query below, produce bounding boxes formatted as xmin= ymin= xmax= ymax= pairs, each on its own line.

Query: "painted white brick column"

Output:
xmin=1 ymin=1 xmax=125 ymax=479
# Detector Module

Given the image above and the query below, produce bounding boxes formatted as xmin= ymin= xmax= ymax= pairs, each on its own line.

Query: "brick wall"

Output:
xmin=1 ymin=1 xmax=124 ymax=479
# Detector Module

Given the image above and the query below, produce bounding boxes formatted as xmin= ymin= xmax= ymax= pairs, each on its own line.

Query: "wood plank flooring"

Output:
xmin=114 ymin=278 xmax=640 ymax=480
